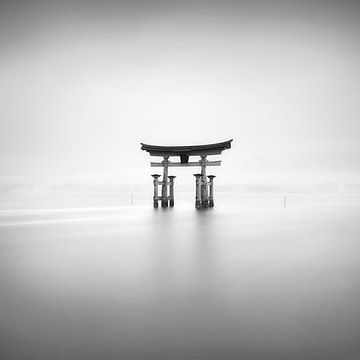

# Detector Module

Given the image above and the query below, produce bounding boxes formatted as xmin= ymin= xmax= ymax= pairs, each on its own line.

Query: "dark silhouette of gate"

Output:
xmin=141 ymin=139 xmax=233 ymax=208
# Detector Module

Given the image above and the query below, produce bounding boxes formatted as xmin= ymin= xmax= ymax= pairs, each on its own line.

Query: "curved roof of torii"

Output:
xmin=141 ymin=139 xmax=233 ymax=157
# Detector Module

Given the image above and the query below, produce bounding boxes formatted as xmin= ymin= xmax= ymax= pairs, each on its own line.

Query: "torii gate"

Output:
xmin=141 ymin=139 xmax=233 ymax=208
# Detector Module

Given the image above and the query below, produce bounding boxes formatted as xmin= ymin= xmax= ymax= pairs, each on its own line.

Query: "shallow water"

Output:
xmin=1 ymin=193 xmax=360 ymax=359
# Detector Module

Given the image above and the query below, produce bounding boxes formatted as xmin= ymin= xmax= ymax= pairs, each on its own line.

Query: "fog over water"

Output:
xmin=1 ymin=0 xmax=360 ymax=185
xmin=1 ymin=193 xmax=360 ymax=359
xmin=1 ymin=0 xmax=360 ymax=358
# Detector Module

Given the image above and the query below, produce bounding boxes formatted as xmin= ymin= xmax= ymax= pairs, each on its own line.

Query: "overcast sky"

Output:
xmin=1 ymin=0 xmax=359 ymax=186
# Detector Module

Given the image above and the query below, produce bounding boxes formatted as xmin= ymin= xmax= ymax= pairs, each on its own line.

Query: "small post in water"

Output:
xmin=151 ymin=174 xmax=161 ymax=208
xmin=168 ymin=175 xmax=176 ymax=207
xmin=283 ymin=195 xmax=287 ymax=208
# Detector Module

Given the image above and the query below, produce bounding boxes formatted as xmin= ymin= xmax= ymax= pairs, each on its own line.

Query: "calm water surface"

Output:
xmin=1 ymin=193 xmax=360 ymax=359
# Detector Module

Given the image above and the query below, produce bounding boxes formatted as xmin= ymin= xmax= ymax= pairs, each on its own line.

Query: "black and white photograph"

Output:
xmin=1 ymin=0 xmax=360 ymax=359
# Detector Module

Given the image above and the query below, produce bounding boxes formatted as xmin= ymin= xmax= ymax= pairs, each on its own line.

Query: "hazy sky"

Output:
xmin=1 ymin=0 xmax=359 ymax=186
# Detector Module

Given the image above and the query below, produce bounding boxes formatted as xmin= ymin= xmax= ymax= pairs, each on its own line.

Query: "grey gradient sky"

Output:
xmin=1 ymin=0 xmax=359 ymax=185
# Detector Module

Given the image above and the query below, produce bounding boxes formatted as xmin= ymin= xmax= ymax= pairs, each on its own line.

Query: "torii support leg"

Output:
xmin=151 ymin=174 xmax=161 ymax=208
xmin=194 ymin=174 xmax=202 ymax=209
xmin=200 ymin=155 xmax=209 ymax=207
xmin=207 ymin=175 xmax=215 ymax=207
xmin=168 ymin=175 xmax=176 ymax=207
xmin=161 ymin=156 xmax=169 ymax=207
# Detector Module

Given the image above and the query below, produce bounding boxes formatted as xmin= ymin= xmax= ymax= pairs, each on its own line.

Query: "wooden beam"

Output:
xmin=161 ymin=156 xmax=169 ymax=207
xmin=151 ymin=161 xmax=221 ymax=167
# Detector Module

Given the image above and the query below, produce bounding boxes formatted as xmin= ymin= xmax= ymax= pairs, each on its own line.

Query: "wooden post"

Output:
xmin=151 ymin=174 xmax=160 ymax=208
xmin=161 ymin=156 xmax=169 ymax=207
xmin=200 ymin=155 xmax=209 ymax=207
xmin=168 ymin=175 xmax=176 ymax=207
xmin=194 ymin=174 xmax=202 ymax=209
xmin=207 ymin=175 xmax=215 ymax=207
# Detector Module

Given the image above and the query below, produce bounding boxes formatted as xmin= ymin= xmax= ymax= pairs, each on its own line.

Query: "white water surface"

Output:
xmin=1 ymin=192 xmax=360 ymax=359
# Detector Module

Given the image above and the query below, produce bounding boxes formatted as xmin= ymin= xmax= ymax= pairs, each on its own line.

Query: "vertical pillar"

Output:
xmin=168 ymin=176 xmax=176 ymax=207
xmin=161 ymin=156 xmax=169 ymax=207
xmin=207 ymin=175 xmax=215 ymax=207
xmin=200 ymin=155 xmax=209 ymax=207
xmin=194 ymin=174 xmax=202 ymax=209
xmin=151 ymin=174 xmax=160 ymax=208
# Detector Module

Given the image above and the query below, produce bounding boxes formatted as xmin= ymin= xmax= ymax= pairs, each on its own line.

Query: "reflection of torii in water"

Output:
xmin=140 ymin=139 xmax=233 ymax=209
